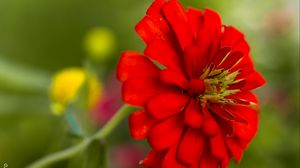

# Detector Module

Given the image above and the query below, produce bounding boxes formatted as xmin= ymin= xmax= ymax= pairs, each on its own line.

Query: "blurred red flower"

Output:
xmin=91 ymin=73 xmax=122 ymax=124
xmin=117 ymin=0 xmax=265 ymax=167
xmin=110 ymin=143 xmax=146 ymax=168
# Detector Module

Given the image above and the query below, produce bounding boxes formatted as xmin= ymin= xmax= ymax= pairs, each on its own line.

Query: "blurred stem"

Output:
xmin=27 ymin=138 xmax=92 ymax=168
xmin=0 ymin=56 xmax=50 ymax=93
xmin=27 ymin=104 xmax=132 ymax=168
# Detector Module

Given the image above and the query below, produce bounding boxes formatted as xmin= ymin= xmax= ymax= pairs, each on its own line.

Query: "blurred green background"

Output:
xmin=0 ymin=0 xmax=299 ymax=167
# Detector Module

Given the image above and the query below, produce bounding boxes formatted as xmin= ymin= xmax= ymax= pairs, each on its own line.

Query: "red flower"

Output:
xmin=117 ymin=0 xmax=266 ymax=167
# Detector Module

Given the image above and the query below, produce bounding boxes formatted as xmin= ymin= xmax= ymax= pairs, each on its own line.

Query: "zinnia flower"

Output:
xmin=117 ymin=0 xmax=265 ymax=167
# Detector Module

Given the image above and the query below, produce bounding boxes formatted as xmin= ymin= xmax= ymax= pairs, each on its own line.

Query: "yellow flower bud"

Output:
xmin=49 ymin=68 xmax=102 ymax=115
xmin=84 ymin=27 xmax=116 ymax=61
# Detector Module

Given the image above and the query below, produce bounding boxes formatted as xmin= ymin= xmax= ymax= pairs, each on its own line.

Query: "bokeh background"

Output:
xmin=0 ymin=0 xmax=299 ymax=167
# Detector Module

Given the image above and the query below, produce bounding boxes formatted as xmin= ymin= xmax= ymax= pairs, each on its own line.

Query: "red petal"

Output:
xmin=233 ymin=58 xmax=254 ymax=79
xmin=160 ymin=69 xmax=189 ymax=89
xmin=203 ymin=9 xmax=222 ymax=60
xmin=162 ymin=145 xmax=186 ymax=168
xmin=187 ymin=7 xmax=204 ymax=40
xmin=210 ymin=104 xmax=236 ymax=121
xmin=141 ymin=149 xmax=166 ymax=167
xmin=147 ymin=114 xmax=184 ymax=150
xmin=222 ymin=159 xmax=230 ymax=168
xmin=146 ymin=0 xmax=165 ymax=19
xmin=225 ymin=138 xmax=243 ymax=163
xmin=210 ymin=134 xmax=228 ymax=159
xmin=218 ymin=51 xmax=243 ymax=70
xmin=224 ymin=92 xmax=259 ymax=141
xmin=222 ymin=27 xmax=250 ymax=56
xmin=177 ymin=128 xmax=204 ymax=165
xmin=146 ymin=92 xmax=189 ymax=119
xmin=211 ymin=104 xmax=248 ymax=125
xmin=221 ymin=26 xmax=244 ymax=48
xmin=184 ymin=44 xmax=209 ymax=78
xmin=202 ymin=106 xmax=219 ymax=136
xmin=223 ymin=106 xmax=249 ymax=125
xmin=145 ymin=39 xmax=183 ymax=71
xmin=203 ymin=9 xmax=222 ymax=39
xmin=189 ymin=79 xmax=205 ymax=95
xmin=226 ymin=91 xmax=258 ymax=104
xmin=199 ymin=155 xmax=219 ymax=168
xmin=209 ymin=36 xmax=221 ymax=61
xmin=135 ymin=15 xmax=171 ymax=44
xmin=190 ymin=163 xmax=200 ymax=168
xmin=184 ymin=99 xmax=203 ymax=129
xmin=225 ymin=104 xmax=258 ymax=147
xmin=233 ymin=38 xmax=250 ymax=55
xmin=122 ymin=78 xmax=171 ymax=106
xmin=241 ymin=71 xmax=266 ymax=91
xmin=198 ymin=28 xmax=213 ymax=65
xmin=228 ymin=80 xmax=246 ymax=90
xmin=117 ymin=51 xmax=160 ymax=81
xmin=129 ymin=110 xmax=156 ymax=139
xmin=163 ymin=0 xmax=192 ymax=50
xmin=234 ymin=107 xmax=258 ymax=142
xmin=214 ymin=116 xmax=234 ymax=137
xmin=211 ymin=47 xmax=231 ymax=66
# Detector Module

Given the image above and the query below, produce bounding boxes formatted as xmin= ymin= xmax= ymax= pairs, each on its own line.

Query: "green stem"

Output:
xmin=92 ymin=104 xmax=132 ymax=140
xmin=26 ymin=138 xmax=92 ymax=168
xmin=26 ymin=104 xmax=132 ymax=168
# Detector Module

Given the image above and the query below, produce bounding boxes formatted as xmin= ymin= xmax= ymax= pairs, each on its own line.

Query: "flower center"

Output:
xmin=196 ymin=67 xmax=242 ymax=105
